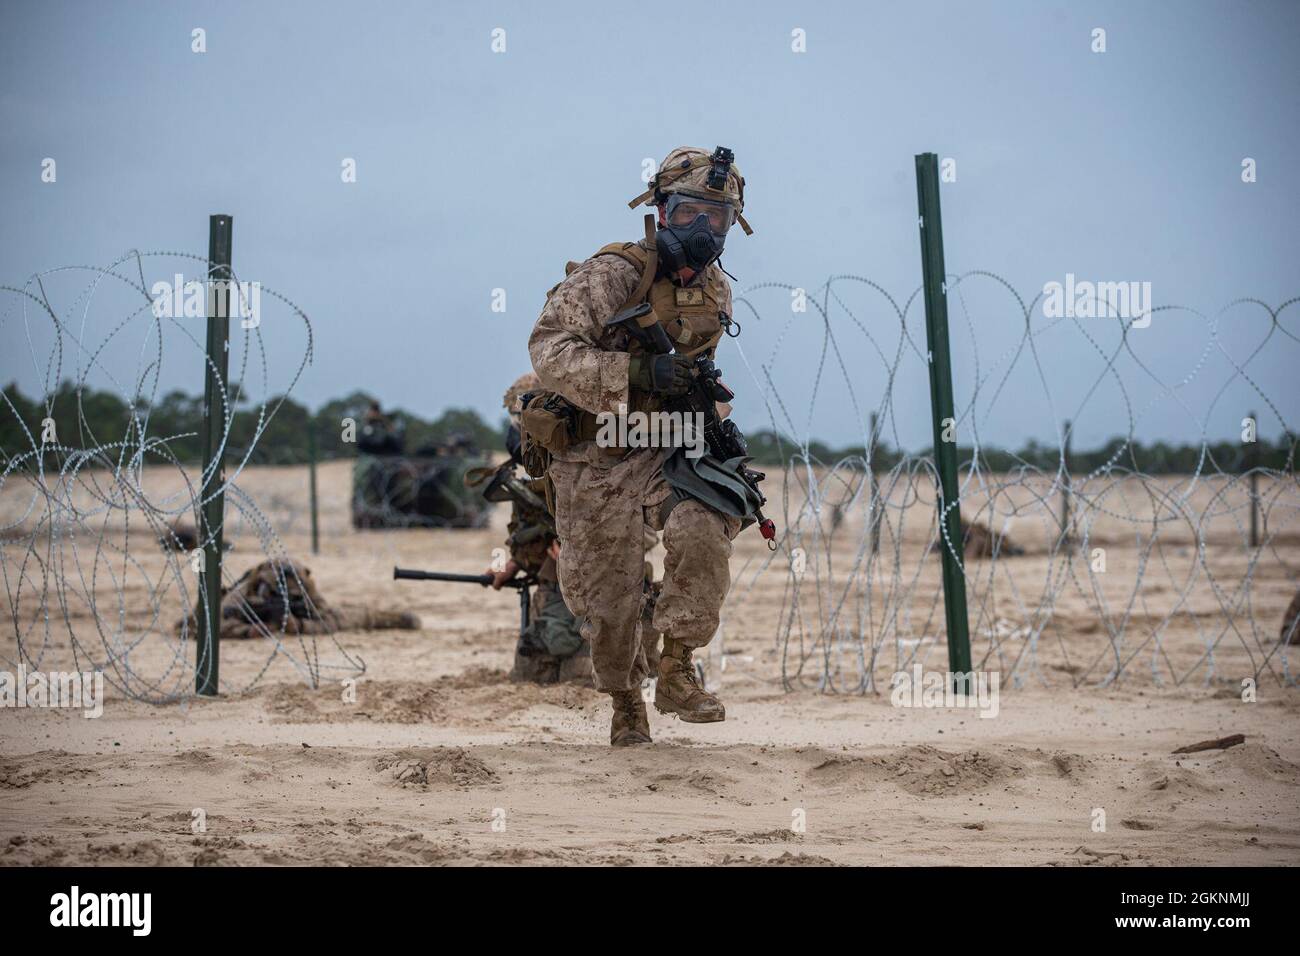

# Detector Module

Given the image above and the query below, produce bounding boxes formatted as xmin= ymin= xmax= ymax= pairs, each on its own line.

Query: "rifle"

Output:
xmin=393 ymin=567 xmax=538 ymax=634
xmin=465 ymin=460 xmax=554 ymax=530
xmin=607 ymin=302 xmax=777 ymax=548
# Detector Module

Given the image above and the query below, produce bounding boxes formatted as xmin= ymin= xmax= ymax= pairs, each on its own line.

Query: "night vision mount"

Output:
xmin=706 ymin=146 xmax=734 ymax=191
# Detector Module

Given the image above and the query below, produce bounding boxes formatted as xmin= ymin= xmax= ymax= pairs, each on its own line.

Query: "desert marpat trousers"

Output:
xmin=548 ymin=448 xmax=740 ymax=692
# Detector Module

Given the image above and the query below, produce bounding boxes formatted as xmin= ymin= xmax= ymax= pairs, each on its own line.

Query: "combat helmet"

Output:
xmin=628 ymin=146 xmax=752 ymax=236
xmin=503 ymin=371 xmax=542 ymax=420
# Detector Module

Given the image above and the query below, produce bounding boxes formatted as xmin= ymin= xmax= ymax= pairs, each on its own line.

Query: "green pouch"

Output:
xmin=521 ymin=591 xmax=584 ymax=659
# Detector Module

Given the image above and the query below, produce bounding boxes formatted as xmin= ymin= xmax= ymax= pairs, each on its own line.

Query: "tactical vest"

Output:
xmin=589 ymin=241 xmax=728 ymax=361
xmin=532 ymin=217 xmax=730 ymax=449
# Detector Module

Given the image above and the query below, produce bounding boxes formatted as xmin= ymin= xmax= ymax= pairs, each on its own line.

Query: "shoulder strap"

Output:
xmin=591 ymin=214 xmax=659 ymax=312
xmin=593 ymin=242 xmax=644 ymax=270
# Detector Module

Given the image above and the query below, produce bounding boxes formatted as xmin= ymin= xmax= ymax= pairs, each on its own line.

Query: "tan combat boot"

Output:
xmin=609 ymin=689 xmax=652 ymax=746
xmin=654 ymin=636 xmax=725 ymax=723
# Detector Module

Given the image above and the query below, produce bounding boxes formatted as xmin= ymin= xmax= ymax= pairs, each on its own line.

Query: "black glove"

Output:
xmin=629 ymin=354 xmax=693 ymax=397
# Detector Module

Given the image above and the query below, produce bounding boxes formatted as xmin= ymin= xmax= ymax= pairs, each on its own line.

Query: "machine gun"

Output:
xmin=393 ymin=567 xmax=538 ymax=633
xmin=607 ymin=302 xmax=777 ymax=548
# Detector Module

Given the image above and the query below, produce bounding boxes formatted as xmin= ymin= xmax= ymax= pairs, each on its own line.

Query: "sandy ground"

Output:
xmin=2 ymin=460 xmax=1298 ymax=866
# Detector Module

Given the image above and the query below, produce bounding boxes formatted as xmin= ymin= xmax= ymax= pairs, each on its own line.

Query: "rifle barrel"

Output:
xmin=392 ymin=567 xmax=536 ymax=590
xmin=393 ymin=568 xmax=492 ymax=585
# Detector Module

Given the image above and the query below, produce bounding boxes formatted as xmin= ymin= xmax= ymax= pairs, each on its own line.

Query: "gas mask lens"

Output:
xmin=665 ymin=195 xmax=735 ymax=235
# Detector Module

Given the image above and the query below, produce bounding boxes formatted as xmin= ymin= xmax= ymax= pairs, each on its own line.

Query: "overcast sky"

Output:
xmin=2 ymin=0 xmax=1297 ymax=453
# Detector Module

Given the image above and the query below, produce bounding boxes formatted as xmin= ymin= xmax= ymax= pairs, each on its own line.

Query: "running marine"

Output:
xmin=524 ymin=145 xmax=760 ymax=745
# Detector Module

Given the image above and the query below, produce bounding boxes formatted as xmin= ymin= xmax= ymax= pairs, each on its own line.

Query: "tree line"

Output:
xmin=744 ymin=430 xmax=1296 ymax=475
xmin=0 ymin=382 xmax=502 ymax=466
xmin=2 ymin=381 xmax=1294 ymax=475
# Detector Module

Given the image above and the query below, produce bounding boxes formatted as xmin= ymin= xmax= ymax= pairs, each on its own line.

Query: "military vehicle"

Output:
xmin=349 ymin=406 xmax=492 ymax=529
xmin=351 ymin=452 xmax=492 ymax=528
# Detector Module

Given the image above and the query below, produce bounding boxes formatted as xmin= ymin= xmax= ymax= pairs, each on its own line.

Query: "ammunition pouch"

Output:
xmin=520 ymin=391 xmax=576 ymax=460
xmin=519 ymin=391 xmax=577 ymax=515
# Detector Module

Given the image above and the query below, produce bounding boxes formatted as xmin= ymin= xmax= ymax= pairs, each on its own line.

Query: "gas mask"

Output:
xmin=505 ymin=420 xmax=523 ymax=463
xmin=655 ymin=193 xmax=736 ymax=276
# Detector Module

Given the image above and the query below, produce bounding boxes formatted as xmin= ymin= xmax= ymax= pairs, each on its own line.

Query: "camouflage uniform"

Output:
xmin=501 ymin=374 xmax=662 ymax=684
xmin=176 ymin=558 xmax=419 ymax=639
xmin=500 ymin=375 xmax=589 ymax=683
xmin=527 ymin=170 xmax=744 ymax=698
xmin=508 ymin=477 xmax=591 ymax=681
xmin=526 ymin=146 xmax=756 ymax=746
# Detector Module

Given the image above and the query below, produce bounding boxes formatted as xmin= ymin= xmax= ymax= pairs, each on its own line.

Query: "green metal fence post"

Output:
xmin=914 ymin=153 xmax=972 ymax=687
xmin=196 ymin=214 xmax=233 ymax=697
xmin=1248 ymin=409 xmax=1259 ymax=548
xmin=309 ymin=419 xmax=320 ymax=555
xmin=1061 ymin=419 xmax=1073 ymax=539
xmin=868 ymin=410 xmax=881 ymax=555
